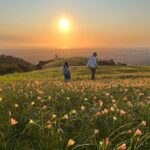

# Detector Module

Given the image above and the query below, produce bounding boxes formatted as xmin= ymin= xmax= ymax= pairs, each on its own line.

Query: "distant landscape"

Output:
xmin=0 ymin=48 xmax=150 ymax=65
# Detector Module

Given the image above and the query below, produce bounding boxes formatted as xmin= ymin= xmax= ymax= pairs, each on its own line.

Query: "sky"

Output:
xmin=0 ymin=0 xmax=150 ymax=48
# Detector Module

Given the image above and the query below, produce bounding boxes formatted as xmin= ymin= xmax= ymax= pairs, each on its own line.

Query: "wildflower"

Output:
xmin=42 ymin=105 xmax=48 ymax=110
xmin=63 ymin=114 xmax=69 ymax=120
xmin=10 ymin=118 xmax=18 ymax=126
xmin=94 ymin=129 xmax=99 ymax=135
xmin=105 ymin=93 xmax=110 ymax=96
xmin=113 ymin=116 xmax=117 ymax=121
xmin=110 ymin=107 xmax=115 ymax=112
xmin=47 ymin=124 xmax=52 ymax=129
xmin=120 ymin=109 xmax=126 ymax=116
xmin=105 ymin=137 xmax=110 ymax=146
xmin=81 ymin=106 xmax=85 ymax=111
xmin=37 ymin=96 xmax=42 ymax=100
xmin=104 ymin=108 xmax=109 ymax=114
xmin=95 ymin=111 xmax=101 ymax=116
xmin=71 ymin=109 xmax=76 ymax=114
xmin=125 ymin=88 xmax=128 ymax=92
xmin=51 ymin=114 xmax=57 ymax=119
xmin=31 ymin=101 xmax=35 ymax=106
xmin=139 ymin=93 xmax=144 ymax=96
xmin=141 ymin=120 xmax=146 ymax=126
xmin=112 ymin=99 xmax=116 ymax=103
xmin=99 ymin=141 xmax=103 ymax=145
xmin=123 ymin=96 xmax=127 ymax=101
xmin=14 ymin=104 xmax=19 ymax=108
xmin=99 ymin=100 xmax=103 ymax=107
xmin=67 ymin=97 xmax=70 ymax=100
xmin=67 ymin=139 xmax=75 ymax=147
xmin=29 ymin=119 xmax=35 ymax=124
xmin=48 ymin=96 xmax=51 ymax=100
xmin=118 ymin=143 xmax=127 ymax=150
xmin=134 ymin=129 xmax=142 ymax=136
xmin=84 ymin=98 xmax=88 ymax=101
xmin=127 ymin=130 xmax=132 ymax=134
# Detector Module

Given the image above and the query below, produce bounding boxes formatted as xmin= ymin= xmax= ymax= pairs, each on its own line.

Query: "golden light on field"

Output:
xmin=59 ymin=18 xmax=70 ymax=33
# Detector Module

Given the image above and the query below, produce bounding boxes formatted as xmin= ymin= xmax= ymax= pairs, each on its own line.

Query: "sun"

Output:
xmin=59 ymin=18 xmax=70 ymax=33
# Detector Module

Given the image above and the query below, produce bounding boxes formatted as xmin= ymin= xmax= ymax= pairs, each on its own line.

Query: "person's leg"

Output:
xmin=90 ymin=68 xmax=96 ymax=80
xmin=92 ymin=68 xmax=96 ymax=80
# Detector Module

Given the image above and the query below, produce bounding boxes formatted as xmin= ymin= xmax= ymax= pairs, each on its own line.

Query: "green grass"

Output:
xmin=0 ymin=66 xmax=150 ymax=81
xmin=0 ymin=66 xmax=150 ymax=150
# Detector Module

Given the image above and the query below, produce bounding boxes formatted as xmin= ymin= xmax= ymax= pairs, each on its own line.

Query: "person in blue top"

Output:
xmin=62 ymin=62 xmax=71 ymax=82
xmin=87 ymin=52 xmax=98 ymax=80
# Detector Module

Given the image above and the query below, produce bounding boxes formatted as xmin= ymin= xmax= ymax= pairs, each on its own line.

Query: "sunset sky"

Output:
xmin=0 ymin=0 xmax=150 ymax=48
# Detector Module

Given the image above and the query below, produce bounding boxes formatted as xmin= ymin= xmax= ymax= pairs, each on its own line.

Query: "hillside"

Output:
xmin=42 ymin=57 xmax=88 ymax=68
xmin=0 ymin=55 xmax=33 ymax=75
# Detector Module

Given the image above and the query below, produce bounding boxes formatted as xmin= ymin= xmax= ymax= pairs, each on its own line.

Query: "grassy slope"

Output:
xmin=0 ymin=66 xmax=150 ymax=81
xmin=0 ymin=66 xmax=150 ymax=149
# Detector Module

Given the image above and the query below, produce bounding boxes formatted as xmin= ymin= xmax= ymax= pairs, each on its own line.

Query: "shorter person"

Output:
xmin=62 ymin=62 xmax=71 ymax=82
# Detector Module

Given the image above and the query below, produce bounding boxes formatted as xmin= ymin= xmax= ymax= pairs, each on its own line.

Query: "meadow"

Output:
xmin=0 ymin=66 xmax=150 ymax=150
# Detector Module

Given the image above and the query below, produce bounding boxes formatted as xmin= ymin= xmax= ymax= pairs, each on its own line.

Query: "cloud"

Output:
xmin=0 ymin=34 xmax=32 ymax=43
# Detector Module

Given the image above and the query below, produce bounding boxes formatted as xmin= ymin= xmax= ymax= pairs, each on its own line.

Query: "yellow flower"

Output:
xmin=71 ymin=109 xmax=76 ymax=114
xmin=110 ymin=107 xmax=115 ymax=112
xmin=10 ymin=118 xmax=18 ymax=126
xmin=81 ymin=106 xmax=85 ymax=111
xmin=113 ymin=116 xmax=117 ymax=121
xmin=63 ymin=114 xmax=69 ymax=120
xmin=42 ymin=105 xmax=48 ymax=110
xmin=37 ymin=96 xmax=42 ymax=100
xmin=67 ymin=139 xmax=75 ymax=147
xmin=30 ymin=101 xmax=35 ymax=106
xmin=51 ymin=114 xmax=57 ymax=119
xmin=0 ymin=97 xmax=2 ymax=102
xmin=14 ymin=104 xmax=19 ymax=108
xmin=141 ymin=120 xmax=146 ymax=126
xmin=29 ymin=119 xmax=35 ymax=124
xmin=94 ymin=129 xmax=99 ymax=135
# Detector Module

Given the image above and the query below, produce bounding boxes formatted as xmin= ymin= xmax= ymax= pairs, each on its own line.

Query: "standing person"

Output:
xmin=62 ymin=62 xmax=71 ymax=82
xmin=87 ymin=52 xmax=98 ymax=80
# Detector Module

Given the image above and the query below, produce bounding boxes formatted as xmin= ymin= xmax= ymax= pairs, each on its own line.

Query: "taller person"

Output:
xmin=87 ymin=52 xmax=98 ymax=80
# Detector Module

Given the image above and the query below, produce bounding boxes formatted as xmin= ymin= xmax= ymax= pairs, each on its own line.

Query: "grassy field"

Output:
xmin=0 ymin=66 xmax=150 ymax=150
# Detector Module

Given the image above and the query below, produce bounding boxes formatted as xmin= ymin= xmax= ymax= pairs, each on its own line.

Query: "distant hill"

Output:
xmin=42 ymin=57 xmax=88 ymax=68
xmin=0 ymin=55 xmax=33 ymax=75
xmin=38 ymin=57 xmax=126 ymax=69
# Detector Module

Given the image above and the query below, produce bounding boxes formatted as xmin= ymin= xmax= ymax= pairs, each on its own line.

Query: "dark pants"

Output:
xmin=90 ymin=68 xmax=96 ymax=80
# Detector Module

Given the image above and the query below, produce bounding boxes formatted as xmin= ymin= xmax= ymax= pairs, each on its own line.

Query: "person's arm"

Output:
xmin=94 ymin=57 xmax=98 ymax=68
xmin=87 ymin=57 xmax=90 ymax=67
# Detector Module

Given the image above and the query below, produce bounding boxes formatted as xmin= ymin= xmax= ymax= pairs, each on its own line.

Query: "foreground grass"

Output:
xmin=0 ymin=66 xmax=150 ymax=150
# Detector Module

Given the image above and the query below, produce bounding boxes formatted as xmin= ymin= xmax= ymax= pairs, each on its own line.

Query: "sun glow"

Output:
xmin=59 ymin=18 xmax=70 ymax=33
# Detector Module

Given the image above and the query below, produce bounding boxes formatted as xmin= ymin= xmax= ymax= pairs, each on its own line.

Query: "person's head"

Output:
xmin=93 ymin=52 xmax=97 ymax=57
xmin=64 ymin=62 xmax=69 ymax=68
